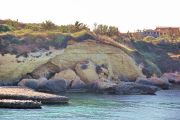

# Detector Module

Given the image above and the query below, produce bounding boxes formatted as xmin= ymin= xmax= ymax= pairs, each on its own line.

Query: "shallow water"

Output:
xmin=0 ymin=90 xmax=180 ymax=120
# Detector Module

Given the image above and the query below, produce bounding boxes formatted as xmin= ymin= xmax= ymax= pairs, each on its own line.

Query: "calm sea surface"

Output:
xmin=0 ymin=90 xmax=180 ymax=120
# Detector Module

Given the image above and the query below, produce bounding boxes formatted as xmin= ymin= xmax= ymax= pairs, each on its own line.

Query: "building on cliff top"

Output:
xmin=134 ymin=27 xmax=180 ymax=38
xmin=155 ymin=27 xmax=180 ymax=37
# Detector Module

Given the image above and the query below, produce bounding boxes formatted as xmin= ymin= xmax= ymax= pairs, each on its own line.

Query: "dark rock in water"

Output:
xmin=18 ymin=79 xmax=39 ymax=90
xmin=0 ymin=99 xmax=42 ymax=109
xmin=31 ymin=62 xmax=60 ymax=79
xmin=70 ymin=79 xmax=86 ymax=89
xmin=114 ymin=82 xmax=158 ymax=95
xmin=136 ymin=77 xmax=170 ymax=90
xmin=18 ymin=77 xmax=68 ymax=93
xmin=38 ymin=79 xmax=67 ymax=93
xmin=0 ymin=78 xmax=21 ymax=86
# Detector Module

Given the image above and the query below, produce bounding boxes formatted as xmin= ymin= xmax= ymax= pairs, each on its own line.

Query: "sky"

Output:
xmin=0 ymin=0 xmax=180 ymax=32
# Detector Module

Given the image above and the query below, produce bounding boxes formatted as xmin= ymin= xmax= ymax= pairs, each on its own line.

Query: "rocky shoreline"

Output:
xmin=0 ymin=70 xmax=179 ymax=109
xmin=0 ymin=36 xmax=179 ymax=109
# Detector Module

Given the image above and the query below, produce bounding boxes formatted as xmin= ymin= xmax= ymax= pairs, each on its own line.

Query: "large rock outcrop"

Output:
xmin=0 ymin=41 xmax=142 ymax=85
xmin=51 ymin=41 xmax=143 ymax=81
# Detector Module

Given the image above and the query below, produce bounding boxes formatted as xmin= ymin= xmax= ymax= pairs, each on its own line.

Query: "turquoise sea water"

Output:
xmin=0 ymin=90 xmax=180 ymax=120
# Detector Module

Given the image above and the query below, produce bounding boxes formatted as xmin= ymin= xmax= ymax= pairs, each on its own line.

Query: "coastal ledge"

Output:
xmin=0 ymin=99 xmax=41 ymax=109
xmin=0 ymin=87 xmax=69 ymax=104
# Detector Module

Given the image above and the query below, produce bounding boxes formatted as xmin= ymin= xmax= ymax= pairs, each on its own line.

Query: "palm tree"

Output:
xmin=74 ymin=21 xmax=88 ymax=32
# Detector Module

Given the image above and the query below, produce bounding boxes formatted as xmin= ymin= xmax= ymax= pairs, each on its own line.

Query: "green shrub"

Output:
xmin=41 ymin=20 xmax=57 ymax=30
xmin=2 ymin=19 xmax=23 ymax=30
xmin=25 ymin=23 xmax=42 ymax=31
xmin=93 ymin=24 xmax=119 ymax=37
xmin=47 ymin=35 xmax=68 ymax=48
xmin=58 ymin=25 xmax=69 ymax=33
xmin=58 ymin=21 xmax=89 ymax=33
xmin=108 ymin=26 xmax=119 ymax=36
xmin=74 ymin=21 xmax=89 ymax=32
xmin=0 ymin=24 xmax=11 ymax=32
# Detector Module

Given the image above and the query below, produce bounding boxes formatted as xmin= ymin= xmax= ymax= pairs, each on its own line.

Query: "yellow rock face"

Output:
xmin=0 ymin=54 xmax=51 ymax=85
xmin=51 ymin=41 xmax=143 ymax=81
xmin=0 ymin=41 xmax=143 ymax=85
xmin=0 ymin=51 xmax=60 ymax=85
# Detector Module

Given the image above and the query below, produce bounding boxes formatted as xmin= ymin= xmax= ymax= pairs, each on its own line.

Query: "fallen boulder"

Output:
xmin=31 ymin=62 xmax=60 ymax=79
xmin=70 ymin=79 xmax=87 ymax=89
xmin=87 ymin=80 xmax=116 ymax=94
xmin=18 ymin=79 xmax=39 ymax=90
xmin=38 ymin=79 xmax=67 ymax=93
xmin=75 ymin=60 xmax=99 ymax=83
xmin=53 ymin=69 xmax=79 ymax=81
xmin=136 ymin=77 xmax=170 ymax=89
xmin=161 ymin=72 xmax=180 ymax=84
xmin=52 ymin=69 xmax=80 ymax=88
xmin=114 ymin=82 xmax=158 ymax=95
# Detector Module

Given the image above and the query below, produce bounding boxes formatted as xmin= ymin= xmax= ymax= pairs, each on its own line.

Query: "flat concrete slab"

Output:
xmin=0 ymin=87 xmax=69 ymax=104
xmin=0 ymin=99 xmax=41 ymax=109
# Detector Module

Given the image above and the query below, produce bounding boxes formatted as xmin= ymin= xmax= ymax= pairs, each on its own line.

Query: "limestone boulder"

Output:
xmin=51 ymin=69 xmax=87 ymax=90
xmin=53 ymin=69 xmax=79 ymax=81
xmin=31 ymin=62 xmax=60 ymax=79
xmin=38 ymin=79 xmax=67 ymax=92
xmin=70 ymin=79 xmax=86 ymax=89
xmin=75 ymin=60 xmax=99 ymax=83
xmin=18 ymin=79 xmax=39 ymax=90
xmin=161 ymin=72 xmax=180 ymax=84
